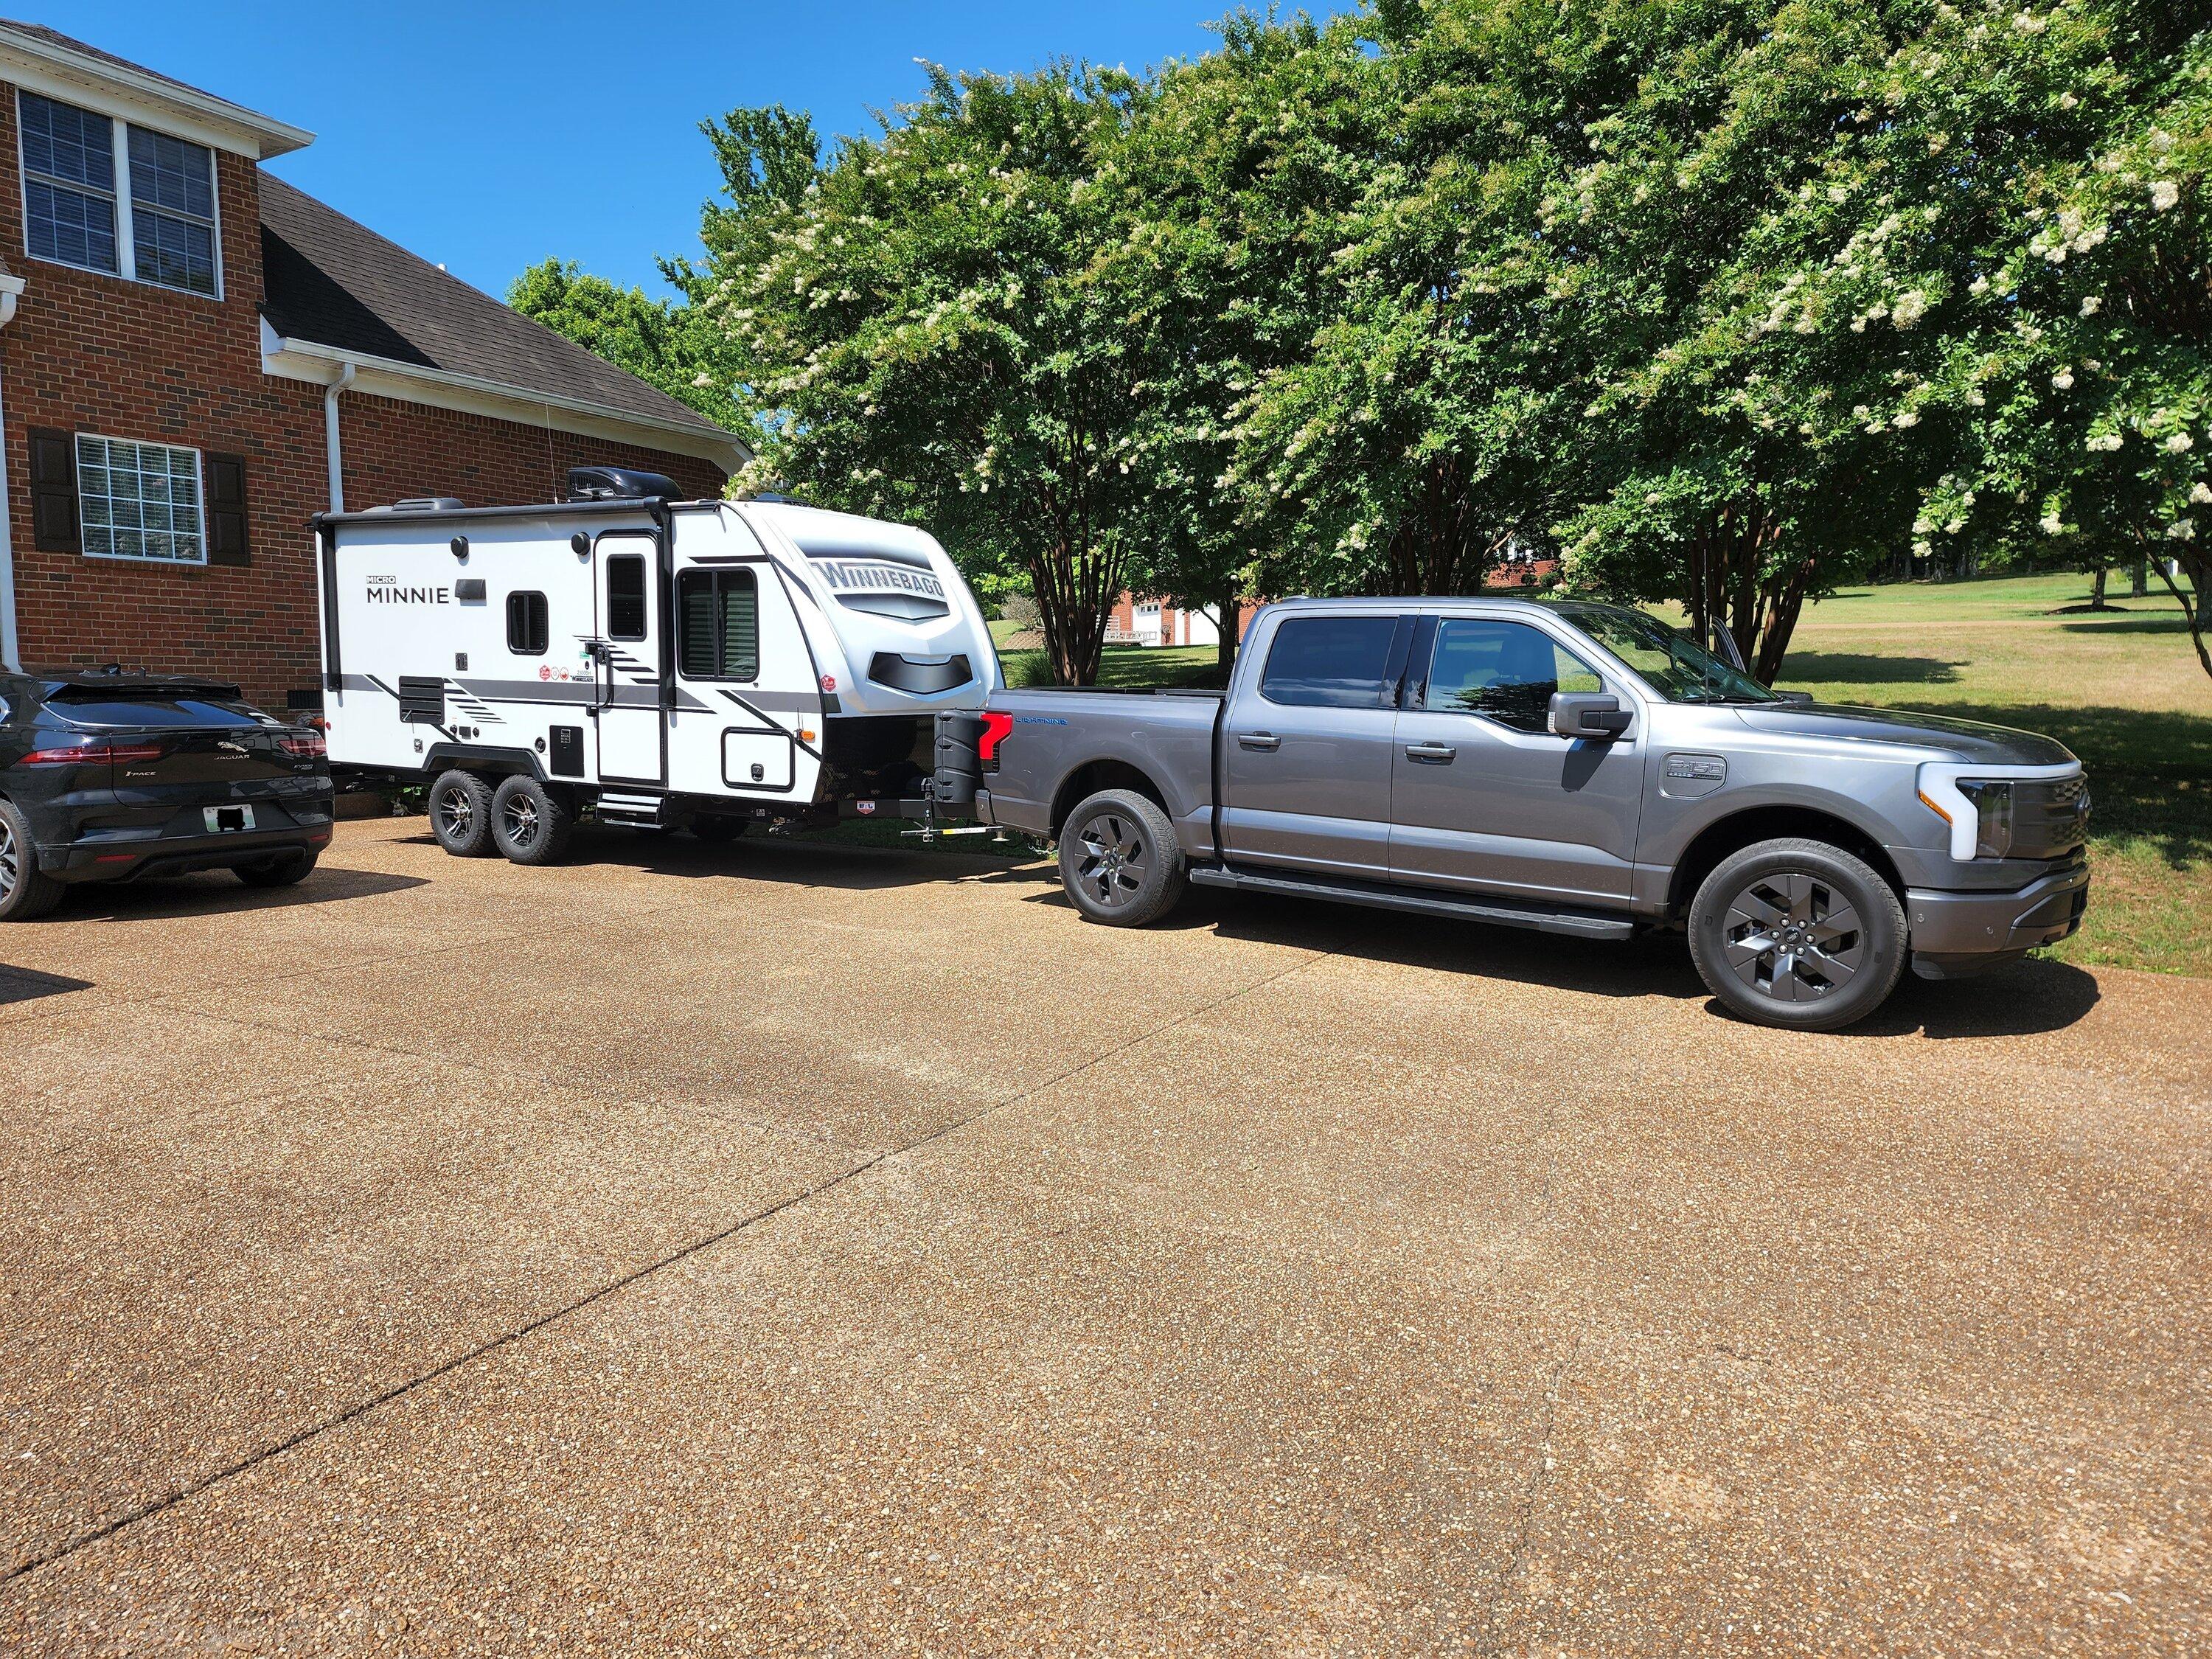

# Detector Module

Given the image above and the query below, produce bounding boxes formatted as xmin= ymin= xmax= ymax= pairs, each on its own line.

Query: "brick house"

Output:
xmin=1103 ymin=592 xmax=1258 ymax=649
xmin=0 ymin=21 xmax=743 ymax=709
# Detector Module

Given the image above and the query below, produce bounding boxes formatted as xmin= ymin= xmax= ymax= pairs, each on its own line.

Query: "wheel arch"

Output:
xmin=1668 ymin=804 xmax=1907 ymax=921
xmin=1048 ymin=759 xmax=1171 ymax=840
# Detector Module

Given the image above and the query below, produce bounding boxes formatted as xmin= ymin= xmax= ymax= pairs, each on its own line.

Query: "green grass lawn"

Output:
xmin=984 ymin=574 xmax=2210 ymax=976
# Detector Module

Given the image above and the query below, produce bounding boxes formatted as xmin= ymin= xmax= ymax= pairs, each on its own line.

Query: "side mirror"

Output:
xmin=1549 ymin=692 xmax=1632 ymax=740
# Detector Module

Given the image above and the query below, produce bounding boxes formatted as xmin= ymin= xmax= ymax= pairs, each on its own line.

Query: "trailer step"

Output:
xmin=594 ymin=791 xmax=667 ymax=828
xmin=1186 ymin=864 xmax=1636 ymax=941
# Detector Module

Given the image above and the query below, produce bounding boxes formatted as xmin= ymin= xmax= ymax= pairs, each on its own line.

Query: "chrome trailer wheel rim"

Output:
xmin=1721 ymin=871 xmax=1865 ymax=1004
xmin=435 ymin=785 xmax=476 ymax=844
xmin=1071 ymin=810 xmax=1150 ymax=909
xmin=501 ymin=793 xmax=541 ymax=849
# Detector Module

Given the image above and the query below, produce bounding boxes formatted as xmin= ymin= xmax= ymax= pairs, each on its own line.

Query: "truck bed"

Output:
xmin=978 ymin=686 xmax=1223 ymax=854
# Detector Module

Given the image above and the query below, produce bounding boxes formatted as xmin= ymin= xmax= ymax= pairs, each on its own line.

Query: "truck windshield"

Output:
xmin=1566 ymin=610 xmax=1781 ymax=704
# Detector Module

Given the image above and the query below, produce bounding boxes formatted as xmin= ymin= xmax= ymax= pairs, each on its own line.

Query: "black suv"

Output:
xmin=0 ymin=669 xmax=335 ymax=921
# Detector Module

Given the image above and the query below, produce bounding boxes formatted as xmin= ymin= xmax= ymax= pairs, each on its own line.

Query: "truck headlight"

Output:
xmin=1955 ymin=779 xmax=2014 ymax=860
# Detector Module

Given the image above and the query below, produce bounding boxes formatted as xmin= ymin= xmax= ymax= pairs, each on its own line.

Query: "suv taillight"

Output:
xmin=16 ymin=740 xmax=164 ymax=767
xmin=977 ymin=711 xmax=1015 ymax=770
xmin=279 ymin=734 xmax=327 ymax=759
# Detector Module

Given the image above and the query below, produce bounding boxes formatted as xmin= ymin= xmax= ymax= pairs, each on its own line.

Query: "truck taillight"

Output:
xmin=978 ymin=711 xmax=1014 ymax=768
xmin=280 ymin=734 xmax=327 ymax=759
xmin=16 ymin=740 xmax=164 ymax=767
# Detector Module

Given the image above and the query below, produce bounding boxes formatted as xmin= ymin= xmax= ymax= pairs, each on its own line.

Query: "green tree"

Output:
xmin=507 ymin=260 xmax=737 ymax=429
xmin=676 ymin=72 xmax=1158 ymax=684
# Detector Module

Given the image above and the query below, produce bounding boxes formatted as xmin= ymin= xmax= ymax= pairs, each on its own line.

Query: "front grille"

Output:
xmin=2011 ymin=773 xmax=2091 ymax=859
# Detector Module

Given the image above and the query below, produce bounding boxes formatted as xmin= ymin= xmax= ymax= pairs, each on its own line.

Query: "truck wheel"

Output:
xmin=1058 ymin=789 xmax=1185 ymax=928
xmin=1688 ymin=838 xmax=1906 ymax=1032
xmin=0 ymin=799 xmax=64 ymax=922
xmin=234 ymin=850 xmax=319 ymax=888
xmin=429 ymin=770 xmax=496 ymax=858
xmin=689 ymin=815 xmax=748 ymax=844
xmin=490 ymin=776 xmax=574 ymax=866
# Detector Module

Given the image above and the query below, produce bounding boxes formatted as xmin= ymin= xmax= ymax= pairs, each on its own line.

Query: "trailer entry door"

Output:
xmin=594 ymin=533 xmax=667 ymax=785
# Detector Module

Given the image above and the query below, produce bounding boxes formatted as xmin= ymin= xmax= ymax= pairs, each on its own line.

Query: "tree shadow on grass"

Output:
xmin=2057 ymin=616 xmax=2196 ymax=634
xmin=1781 ymin=652 xmax=1965 ymax=686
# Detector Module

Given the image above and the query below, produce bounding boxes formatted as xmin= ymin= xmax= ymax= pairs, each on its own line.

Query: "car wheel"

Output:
xmin=429 ymin=769 xmax=496 ymax=858
xmin=0 ymin=799 xmax=63 ymax=922
xmin=689 ymin=815 xmax=748 ymax=844
xmin=490 ymin=776 xmax=574 ymax=865
xmin=234 ymin=850 xmax=319 ymax=888
xmin=1057 ymin=788 xmax=1185 ymax=928
xmin=1688 ymin=837 xmax=1906 ymax=1032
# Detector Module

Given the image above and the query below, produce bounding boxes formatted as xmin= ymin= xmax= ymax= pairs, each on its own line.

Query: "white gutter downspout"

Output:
xmin=0 ymin=271 xmax=27 ymax=669
xmin=323 ymin=361 xmax=355 ymax=512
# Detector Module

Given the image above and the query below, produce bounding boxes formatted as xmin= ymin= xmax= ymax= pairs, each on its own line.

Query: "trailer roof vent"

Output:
xmin=568 ymin=465 xmax=678 ymax=502
xmin=365 ymin=496 xmax=465 ymax=513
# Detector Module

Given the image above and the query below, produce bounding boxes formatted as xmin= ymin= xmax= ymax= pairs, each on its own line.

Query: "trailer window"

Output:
xmin=678 ymin=568 xmax=759 ymax=681
xmin=506 ymin=591 xmax=549 ymax=655
xmin=606 ymin=553 xmax=648 ymax=641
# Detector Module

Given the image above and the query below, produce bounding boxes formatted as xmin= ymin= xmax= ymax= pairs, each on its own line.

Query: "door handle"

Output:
xmin=1237 ymin=732 xmax=1281 ymax=751
xmin=1405 ymin=742 xmax=1457 ymax=764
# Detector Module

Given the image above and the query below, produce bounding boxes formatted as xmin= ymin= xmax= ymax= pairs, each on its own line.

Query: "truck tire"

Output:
xmin=0 ymin=799 xmax=64 ymax=922
xmin=1688 ymin=838 xmax=1907 ymax=1032
xmin=234 ymin=849 xmax=319 ymax=888
xmin=1057 ymin=788 xmax=1185 ymax=928
xmin=490 ymin=776 xmax=574 ymax=866
xmin=429 ymin=770 xmax=496 ymax=858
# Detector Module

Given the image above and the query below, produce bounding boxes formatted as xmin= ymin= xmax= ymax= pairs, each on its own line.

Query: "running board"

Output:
xmin=1187 ymin=864 xmax=1635 ymax=940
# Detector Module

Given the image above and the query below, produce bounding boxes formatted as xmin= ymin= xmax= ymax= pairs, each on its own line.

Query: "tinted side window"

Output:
xmin=606 ymin=552 xmax=648 ymax=641
xmin=1259 ymin=616 xmax=1400 ymax=708
xmin=506 ymin=591 xmax=549 ymax=655
xmin=678 ymin=568 xmax=760 ymax=681
xmin=1422 ymin=620 xmax=1603 ymax=733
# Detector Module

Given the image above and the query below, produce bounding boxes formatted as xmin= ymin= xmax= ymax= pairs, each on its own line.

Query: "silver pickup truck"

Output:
xmin=973 ymin=597 xmax=2091 ymax=1030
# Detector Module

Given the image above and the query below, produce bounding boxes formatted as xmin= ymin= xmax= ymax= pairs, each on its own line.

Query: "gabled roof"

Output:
xmin=258 ymin=175 xmax=742 ymax=468
xmin=0 ymin=20 xmax=311 ymax=158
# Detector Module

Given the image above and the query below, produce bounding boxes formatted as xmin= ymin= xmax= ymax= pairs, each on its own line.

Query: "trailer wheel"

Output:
xmin=490 ymin=776 xmax=574 ymax=866
xmin=1057 ymin=788 xmax=1185 ymax=928
xmin=429 ymin=770 xmax=496 ymax=858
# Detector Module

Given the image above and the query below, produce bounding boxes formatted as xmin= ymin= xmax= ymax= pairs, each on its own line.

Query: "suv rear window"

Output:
xmin=41 ymin=695 xmax=261 ymax=727
xmin=1259 ymin=616 xmax=1400 ymax=708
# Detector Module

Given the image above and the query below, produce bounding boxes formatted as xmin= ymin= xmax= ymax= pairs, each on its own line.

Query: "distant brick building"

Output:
xmin=1104 ymin=592 xmax=1259 ymax=649
xmin=0 ymin=22 xmax=742 ymax=708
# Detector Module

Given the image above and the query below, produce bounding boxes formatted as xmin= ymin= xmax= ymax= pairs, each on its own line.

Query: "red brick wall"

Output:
xmin=0 ymin=87 xmax=724 ymax=709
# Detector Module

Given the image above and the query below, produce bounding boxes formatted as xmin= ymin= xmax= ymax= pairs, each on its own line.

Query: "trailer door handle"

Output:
xmin=1237 ymin=731 xmax=1281 ymax=751
xmin=1405 ymin=742 xmax=1457 ymax=764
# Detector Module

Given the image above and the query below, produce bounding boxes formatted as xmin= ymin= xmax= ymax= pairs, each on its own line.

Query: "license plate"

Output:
xmin=203 ymin=804 xmax=256 ymax=833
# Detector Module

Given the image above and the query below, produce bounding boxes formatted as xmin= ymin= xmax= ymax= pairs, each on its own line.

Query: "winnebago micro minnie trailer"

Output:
xmin=318 ymin=467 xmax=1001 ymax=862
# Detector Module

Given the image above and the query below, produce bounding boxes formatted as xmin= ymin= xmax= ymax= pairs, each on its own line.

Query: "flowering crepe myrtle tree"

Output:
xmin=1849 ymin=0 xmax=2212 ymax=680
xmin=669 ymin=72 xmax=1157 ymax=685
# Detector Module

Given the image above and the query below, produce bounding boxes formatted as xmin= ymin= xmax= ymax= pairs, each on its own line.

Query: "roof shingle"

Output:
xmin=257 ymin=173 xmax=731 ymax=442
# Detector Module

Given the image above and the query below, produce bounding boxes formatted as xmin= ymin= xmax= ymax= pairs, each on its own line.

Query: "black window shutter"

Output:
xmin=204 ymin=452 xmax=250 ymax=566
xmin=27 ymin=427 xmax=79 ymax=553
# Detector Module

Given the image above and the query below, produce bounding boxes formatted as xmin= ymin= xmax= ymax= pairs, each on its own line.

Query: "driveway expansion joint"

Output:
xmin=1 ymin=943 xmax=1333 ymax=1592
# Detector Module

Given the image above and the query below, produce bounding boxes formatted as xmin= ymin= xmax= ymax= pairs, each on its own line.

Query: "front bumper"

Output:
xmin=1907 ymin=858 xmax=2090 ymax=979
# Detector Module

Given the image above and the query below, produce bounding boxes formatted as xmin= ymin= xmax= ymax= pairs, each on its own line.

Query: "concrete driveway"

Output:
xmin=1 ymin=818 xmax=2205 ymax=1655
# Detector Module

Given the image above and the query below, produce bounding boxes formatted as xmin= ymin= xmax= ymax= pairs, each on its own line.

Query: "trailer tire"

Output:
xmin=689 ymin=815 xmax=748 ymax=844
xmin=490 ymin=776 xmax=574 ymax=866
xmin=429 ymin=770 xmax=496 ymax=858
xmin=1057 ymin=788 xmax=1185 ymax=928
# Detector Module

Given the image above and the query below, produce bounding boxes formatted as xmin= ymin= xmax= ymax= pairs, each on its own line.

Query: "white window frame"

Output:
xmin=16 ymin=90 xmax=223 ymax=299
xmin=74 ymin=433 xmax=209 ymax=566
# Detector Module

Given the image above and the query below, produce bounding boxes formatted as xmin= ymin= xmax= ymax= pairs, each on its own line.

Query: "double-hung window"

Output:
xmin=18 ymin=91 xmax=219 ymax=295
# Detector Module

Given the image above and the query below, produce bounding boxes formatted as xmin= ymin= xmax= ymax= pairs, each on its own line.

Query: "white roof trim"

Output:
xmin=0 ymin=26 xmax=313 ymax=159
xmin=261 ymin=321 xmax=748 ymax=473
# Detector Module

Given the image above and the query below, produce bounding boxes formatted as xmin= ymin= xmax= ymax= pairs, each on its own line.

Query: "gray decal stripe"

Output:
xmin=721 ymin=689 xmax=823 ymax=762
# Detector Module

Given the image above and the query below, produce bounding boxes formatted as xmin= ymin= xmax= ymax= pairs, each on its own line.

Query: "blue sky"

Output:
xmin=54 ymin=1 xmax=1353 ymax=303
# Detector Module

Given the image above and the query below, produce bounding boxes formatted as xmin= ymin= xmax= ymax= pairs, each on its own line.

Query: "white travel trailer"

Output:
xmin=317 ymin=467 xmax=1001 ymax=862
